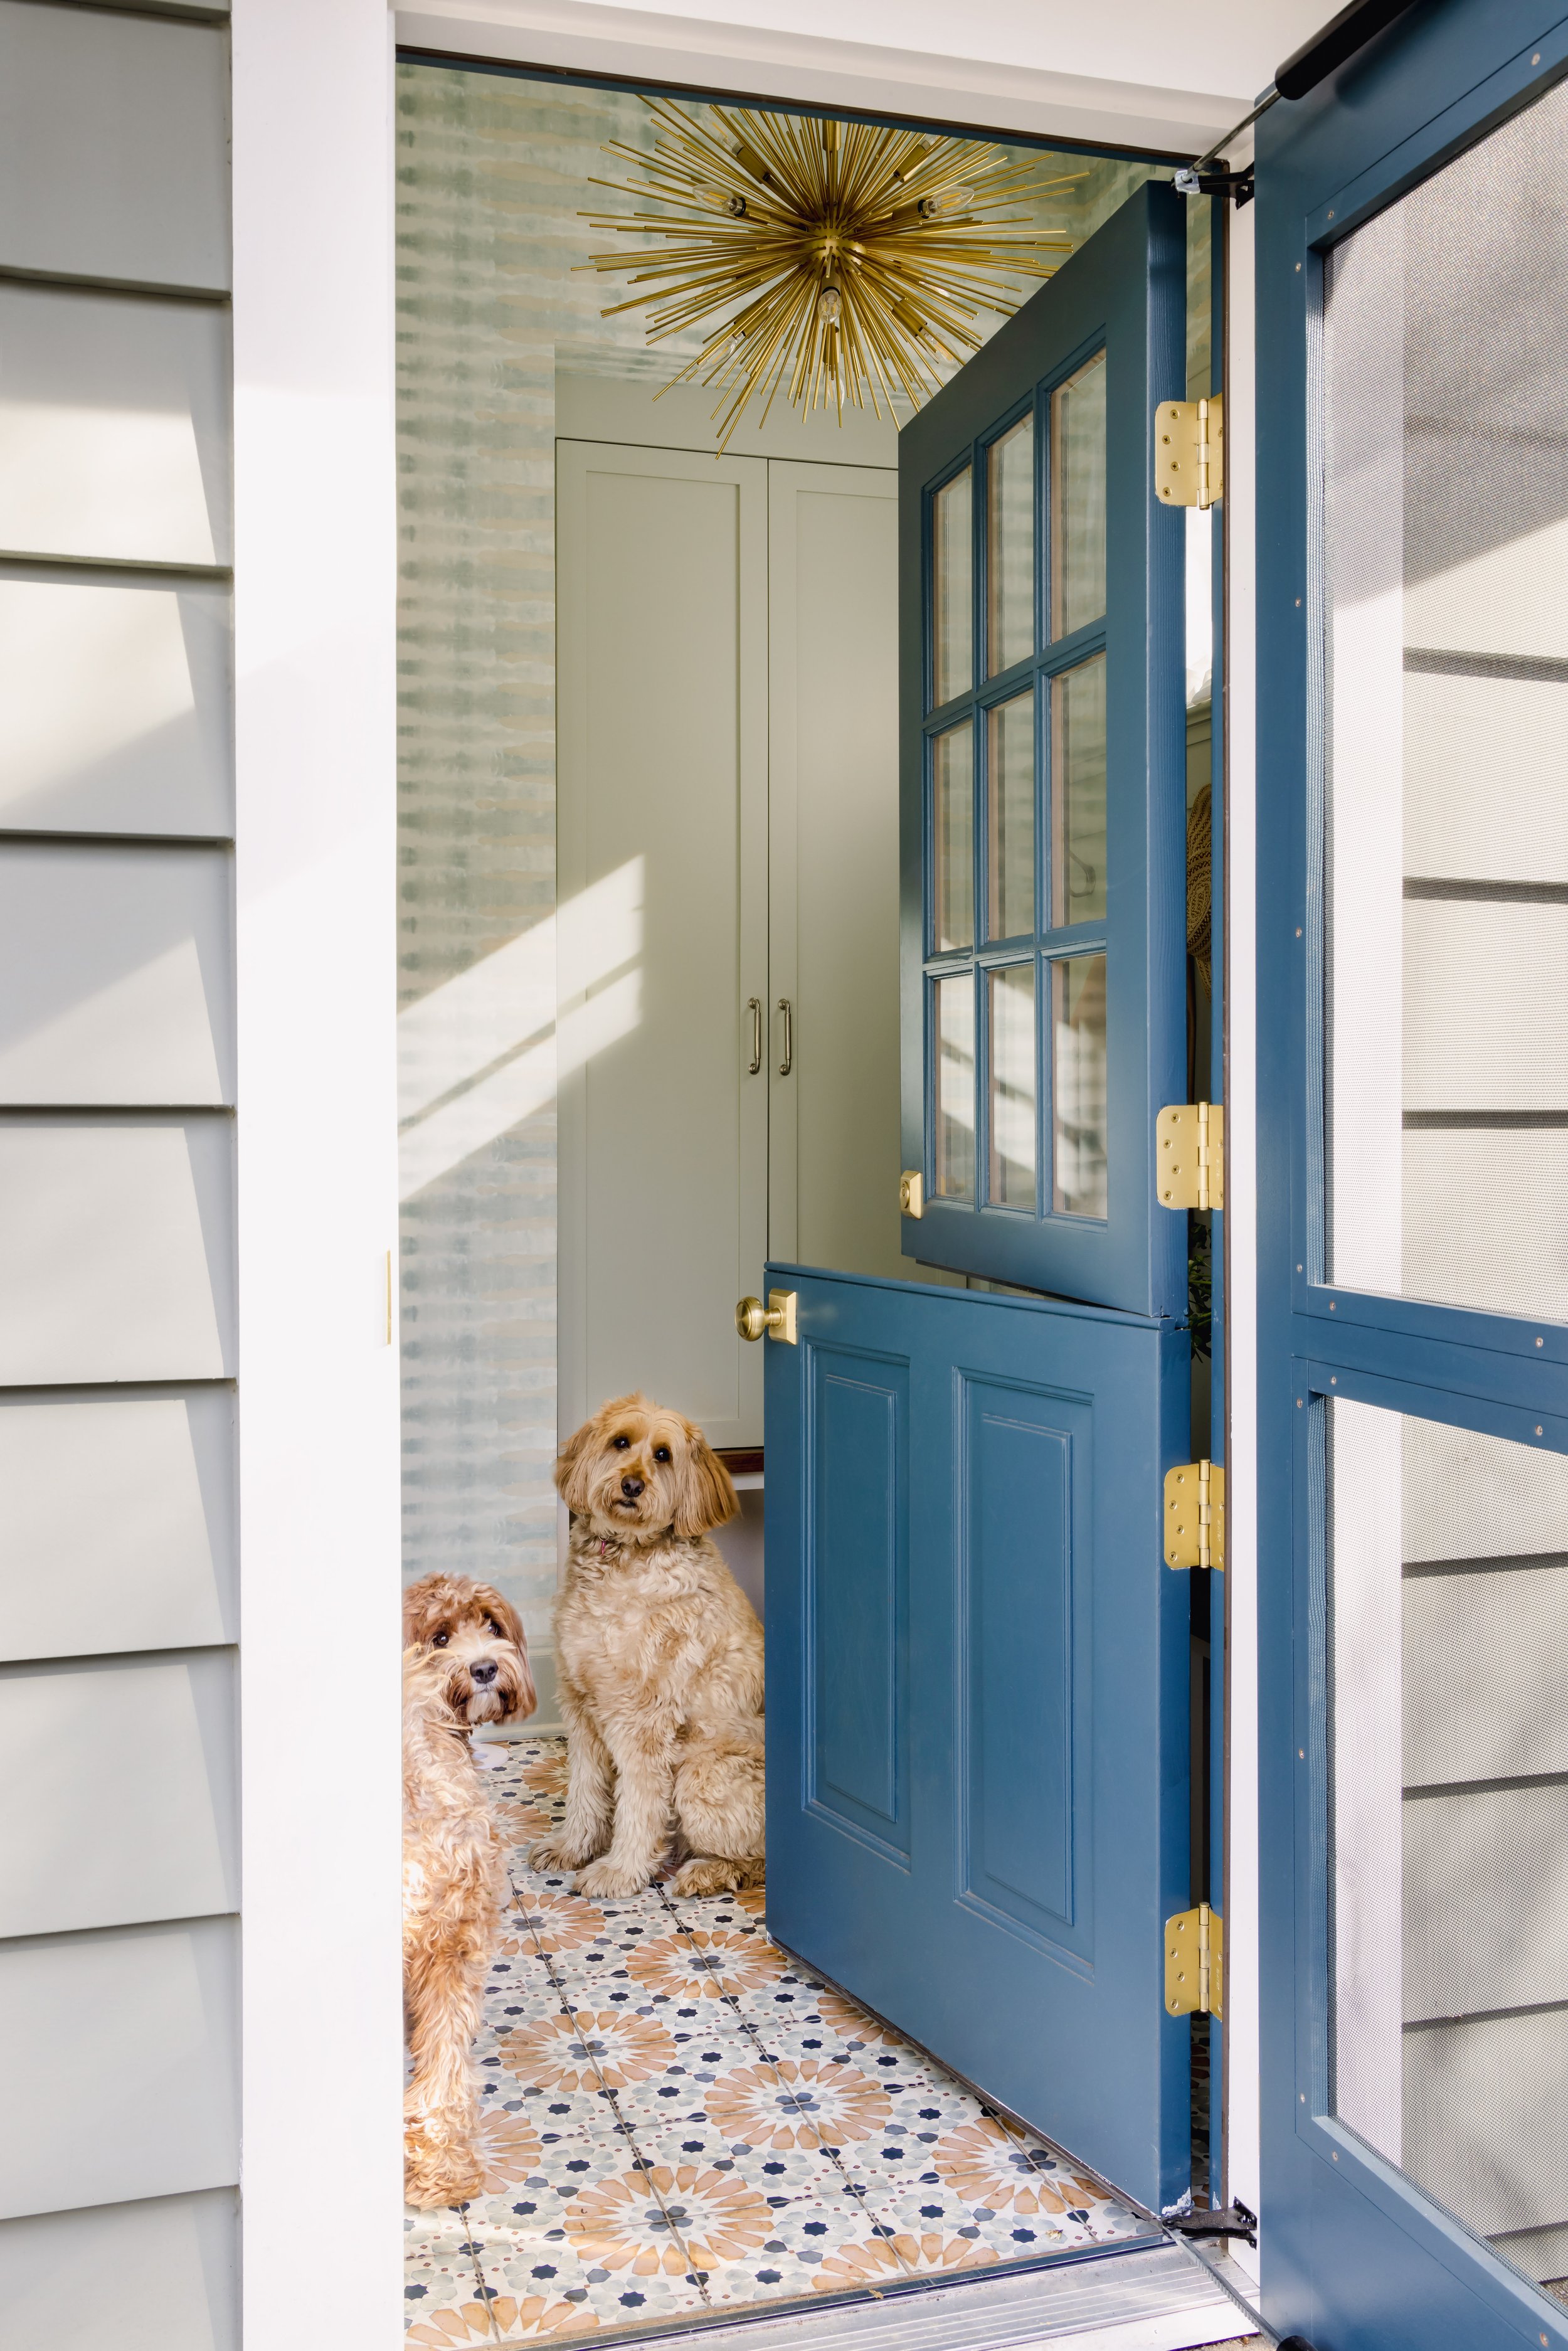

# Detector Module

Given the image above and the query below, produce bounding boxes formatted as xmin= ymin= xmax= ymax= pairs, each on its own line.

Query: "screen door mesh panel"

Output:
xmin=1330 ymin=1399 xmax=1568 ymax=2293
xmin=1323 ymin=75 xmax=1568 ymax=1321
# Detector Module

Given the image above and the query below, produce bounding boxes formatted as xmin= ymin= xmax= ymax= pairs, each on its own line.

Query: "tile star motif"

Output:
xmin=563 ymin=2163 xmax=773 ymax=2276
xmin=501 ymin=1892 xmax=610 ymax=1954
xmin=519 ymin=1748 xmax=569 ymax=1800
xmin=625 ymin=1928 xmax=777 ymax=2004
xmin=505 ymin=2008 xmax=679 ymax=2094
xmin=703 ymin=2057 xmax=893 ymax=2152
xmin=408 ymin=2291 xmax=597 ymax=2342
xmin=471 ymin=2107 xmax=548 ymax=2195
xmin=931 ymin=2117 xmax=1101 ymax=2217
xmin=492 ymin=1795 xmax=563 ymax=1843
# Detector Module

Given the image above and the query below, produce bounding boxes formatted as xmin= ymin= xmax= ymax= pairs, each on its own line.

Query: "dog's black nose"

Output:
xmin=621 ymin=1475 xmax=644 ymax=1498
xmin=470 ymin=1659 xmax=498 ymax=1685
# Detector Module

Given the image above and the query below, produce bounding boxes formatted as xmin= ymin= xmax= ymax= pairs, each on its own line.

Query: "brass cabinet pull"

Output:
xmin=746 ymin=997 xmax=762 ymax=1075
xmin=777 ymin=997 xmax=793 ymax=1077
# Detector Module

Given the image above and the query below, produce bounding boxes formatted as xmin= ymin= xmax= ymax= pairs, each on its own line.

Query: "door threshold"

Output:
xmin=477 ymin=2240 xmax=1254 ymax=2351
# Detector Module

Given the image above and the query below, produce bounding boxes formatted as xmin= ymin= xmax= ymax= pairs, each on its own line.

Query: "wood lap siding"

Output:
xmin=0 ymin=6 xmax=240 ymax=2347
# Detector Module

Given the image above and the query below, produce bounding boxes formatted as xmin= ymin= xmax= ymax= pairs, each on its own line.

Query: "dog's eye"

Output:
xmin=432 ymin=1630 xmax=449 ymax=1647
xmin=654 ymin=1446 xmax=671 ymax=1463
xmin=612 ymin=1435 xmax=630 ymax=1450
xmin=484 ymin=1618 xmax=502 ymax=1637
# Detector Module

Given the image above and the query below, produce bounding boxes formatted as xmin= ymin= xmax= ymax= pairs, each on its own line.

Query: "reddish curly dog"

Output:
xmin=534 ymin=1393 xmax=765 ymax=1901
xmin=401 ymin=1574 xmax=534 ymax=2207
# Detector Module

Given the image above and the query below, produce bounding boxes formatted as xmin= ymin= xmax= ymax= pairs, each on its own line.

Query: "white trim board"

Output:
xmin=395 ymin=0 xmax=1276 ymax=153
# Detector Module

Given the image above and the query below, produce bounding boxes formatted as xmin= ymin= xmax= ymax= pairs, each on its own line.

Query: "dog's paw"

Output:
xmin=529 ymin=1834 xmax=598 ymax=1872
xmin=574 ymin=1857 xmax=654 ymax=1899
xmin=668 ymin=1855 xmax=748 ymax=1898
xmin=403 ymin=2135 xmax=483 ymax=2211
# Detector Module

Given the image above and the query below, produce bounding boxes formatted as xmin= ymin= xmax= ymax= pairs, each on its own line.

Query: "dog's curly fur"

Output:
xmin=533 ymin=1393 xmax=766 ymax=1901
xmin=401 ymin=1574 xmax=534 ymax=2207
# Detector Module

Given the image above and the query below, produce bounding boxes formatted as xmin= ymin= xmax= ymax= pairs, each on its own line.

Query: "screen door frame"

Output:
xmin=1256 ymin=9 xmax=1568 ymax=2349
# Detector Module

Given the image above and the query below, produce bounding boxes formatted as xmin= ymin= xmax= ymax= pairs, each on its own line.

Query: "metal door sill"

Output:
xmin=479 ymin=2239 xmax=1254 ymax=2351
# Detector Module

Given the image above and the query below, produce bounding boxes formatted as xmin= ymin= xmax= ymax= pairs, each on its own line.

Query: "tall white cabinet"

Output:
xmin=556 ymin=383 xmax=906 ymax=1450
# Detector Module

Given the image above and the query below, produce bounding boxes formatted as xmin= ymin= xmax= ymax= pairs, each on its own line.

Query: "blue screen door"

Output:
xmin=1256 ymin=11 xmax=1568 ymax=2348
xmin=761 ymin=183 xmax=1195 ymax=2215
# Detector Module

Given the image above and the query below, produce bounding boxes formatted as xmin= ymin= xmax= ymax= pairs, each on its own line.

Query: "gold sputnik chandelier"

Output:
xmin=583 ymin=100 xmax=1079 ymax=448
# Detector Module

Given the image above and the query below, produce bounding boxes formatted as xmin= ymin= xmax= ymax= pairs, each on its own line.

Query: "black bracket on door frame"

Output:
xmin=1165 ymin=2199 xmax=1259 ymax=2249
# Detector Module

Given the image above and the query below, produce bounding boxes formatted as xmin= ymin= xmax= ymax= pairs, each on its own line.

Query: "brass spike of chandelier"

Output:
xmin=582 ymin=99 xmax=1082 ymax=449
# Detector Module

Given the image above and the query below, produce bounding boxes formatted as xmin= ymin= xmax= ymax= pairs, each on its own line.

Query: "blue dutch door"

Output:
xmin=760 ymin=182 xmax=1199 ymax=2215
xmin=1256 ymin=8 xmax=1568 ymax=2348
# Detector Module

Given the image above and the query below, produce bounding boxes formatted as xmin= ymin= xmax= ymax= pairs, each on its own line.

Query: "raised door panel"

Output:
xmin=0 ymin=1389 xmax=235 ymax=1661
xmin=556 ymin=442 xmax=766 ymax=1450
xmin=0 ymin=1916 xmax=239 ymax=2220
xmin=806 ymin=1347 xmax=909 ymax=1857
xmin=0 ymin=4 xmax=229 ymax=292
xmin=960 ymin=1379 xmax=1084 ymax=1950
xmin=0 ymin=573 xmax=233 ymax=837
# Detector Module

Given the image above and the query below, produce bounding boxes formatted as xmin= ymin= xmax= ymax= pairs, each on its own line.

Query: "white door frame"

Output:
xmin=231 ymin=7 xmax=1263 ymax=2340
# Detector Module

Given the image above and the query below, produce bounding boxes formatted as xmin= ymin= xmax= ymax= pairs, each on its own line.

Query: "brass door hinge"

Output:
xmin=1156 ymin=1101 xmax=1224 ymax=1211
xmin=1154 ymin=393 xmax=1224 ymax=509
xmin=1165 ymin=1903 xmax=1224 ymax=2018
xmin=1164 ymin=1459 xmax=1225 ymax=1571
xmin=736 ymin=1288 xmax=797 ymax=1344
xmin=899 ymin=1169 xmax=924 ymax=1219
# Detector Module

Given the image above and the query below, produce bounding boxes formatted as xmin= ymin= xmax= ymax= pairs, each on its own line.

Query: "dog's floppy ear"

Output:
xmin=474 ymin=1582 xmax=525 ymax=1649
xmin=674 ymin=1423 xmax=738 ymax=1538
xmin=553 ymin=1411 xmax=601 ymax=1515
xmin=402 ymin=1575 xmax=446 ymax=1647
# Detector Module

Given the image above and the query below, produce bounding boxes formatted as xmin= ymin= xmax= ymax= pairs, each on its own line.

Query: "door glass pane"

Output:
xmin=1052 ymin=953 xmax=1106 ymax=1216
xmin=1051 ymin=352 xmax=1107 ymax=638
xmin=934 ymin=972 xmax=975 ymax=1199
xmin=987 ymin=963 xmax=1036 ymax=1209
xmin=1331 ymin=1399 xmax=1568 ymax=2296
xmin=987 ymin=692 xmax=1035 ymax=942
xmin=1324 ymin=79 xmax=1568 ymax=1322
xmin=988 ymin=413 xmax=1034 ymax=675
xmin=933 ymin=466 xmax=973 ymax=706
xmin=932 ymin=724 xmax=974 ymax=953
xmin=1052 ymin=654 xmax=1107 ymax=927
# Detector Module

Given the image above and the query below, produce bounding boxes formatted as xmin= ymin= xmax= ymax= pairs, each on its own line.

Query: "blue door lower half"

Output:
xmin=763 ymin=1263 xmax=1190 ymax=2214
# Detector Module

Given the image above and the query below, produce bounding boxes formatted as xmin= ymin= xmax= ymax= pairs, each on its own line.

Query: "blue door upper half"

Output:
xmin=1256 ymin=9 xmax=1568 ymax=2348
xmin=898 ymin=181 xmax=1189 ymax=1315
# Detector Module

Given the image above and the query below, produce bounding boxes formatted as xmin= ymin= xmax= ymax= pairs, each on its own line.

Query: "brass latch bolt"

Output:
xmin=1164 ymin=1459 xmax=1225 ymax=1571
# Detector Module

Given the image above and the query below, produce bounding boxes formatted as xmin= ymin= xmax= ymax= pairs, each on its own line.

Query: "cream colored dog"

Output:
xmin=534 ymin=1394 xmax=765 ymax=1900
xmin=401 ymin=1574 xmax=534 ymax=2207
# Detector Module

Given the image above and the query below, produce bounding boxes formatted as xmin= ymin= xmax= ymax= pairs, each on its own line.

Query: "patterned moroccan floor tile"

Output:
xmin=405 ymin=1738 xmax=1160 ymax=2333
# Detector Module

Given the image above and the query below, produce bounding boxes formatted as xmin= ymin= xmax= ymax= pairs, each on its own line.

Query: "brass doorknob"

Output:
xmin=735 ymin=1289 xmax=798 ymax=1344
